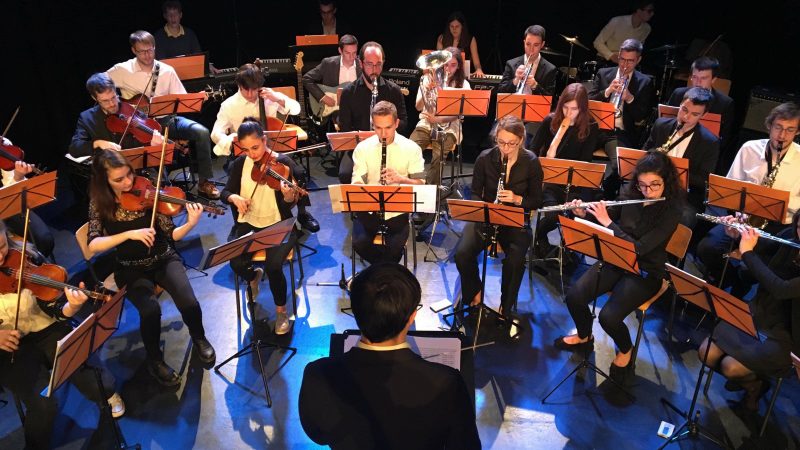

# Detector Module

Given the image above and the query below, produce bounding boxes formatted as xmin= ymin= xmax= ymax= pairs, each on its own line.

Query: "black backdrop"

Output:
xmin=1 ymin=0 xmax=798 ymax=171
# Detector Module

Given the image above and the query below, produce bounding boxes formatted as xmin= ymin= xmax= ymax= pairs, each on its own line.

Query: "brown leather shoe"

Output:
xmin=198 ymin=180 xmax=220 ymax=199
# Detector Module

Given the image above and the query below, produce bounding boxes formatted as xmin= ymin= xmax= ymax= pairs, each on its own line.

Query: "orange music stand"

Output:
xmin=160 ymin=52 xmax=208 ymax=80
xmin=706 ymin=174 xmax=789 ymax=224
xmin=436 ymin=89 xmax=491 ymax=117
xmin=588 ymin=100 xmax=615 ymax=130
xmin=540 ymin=158 xmax=606 ymax=191
xmin=617 ymin=147 xmax=688 ymax=191
xmin=119 ymin=144 xmax=175 ymax=169
xmin=148 ymin=92 xmax=206 ymax=117
xmin=658 ymin=104 xmax=722 ymax=137
xmin=496 ymin=94 xmax=552 ymax=122
xmin=0 ymin=171 xmax=57 ymax=220
xmin=327 ymin=131 xmax=376 ymax=153
xmin=232 ymin=130 xmax=299 ymax=157
xmin=295 ymin=35 xmax=339 ymax=46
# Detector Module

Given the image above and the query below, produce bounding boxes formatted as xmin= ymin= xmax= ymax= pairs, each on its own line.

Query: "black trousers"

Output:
xmin=338 ymin=151 xmax=354 ymax=184
xmin=5 ymin=210 xmax=55 ymax=258
xmin=229 ymin=221 xmax=297 ymax=307
xmin=565 ymin=263 xmax=662 ymax=353
xmin=159 ymin=116 xmax=214 ymax=181
xmin=535 ymin=184 xmax=591 ymax=243
xmin=352 ymin=213 xmax=409 ymax=265
xmin=114 ymin=253 xmax=206 ymax=361
xmin=0 ymin=322 xmax=112 ymax=450
xmin=454 ymin=222 xmax=531 ymax=313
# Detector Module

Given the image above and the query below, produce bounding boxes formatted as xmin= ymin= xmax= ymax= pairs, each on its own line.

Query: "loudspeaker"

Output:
xmin=742 ymin=86 xmax=799 ymax=131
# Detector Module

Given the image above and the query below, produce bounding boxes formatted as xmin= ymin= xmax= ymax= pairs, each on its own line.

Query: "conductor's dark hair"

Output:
xmin=524 ymin=25 xmax=546 ymax=41
xmin=620 ymin=38 xmax=643 ymax=55
xmin=237 ymin=117 xmax=264 ymax=140
xmin=682 ymin=87 xmax=713 ymax=112
xmin=691 ymin=56 xmax=720 ymax=78
xmin=235 ymin=63 xmax=264 ymax=90
xmin=86 ymin=72 xmax=116 ymax=97
xmin=339 ymin=34 xmax=358 ymax=49
xmin=350 ymin=263 xmax=421 ymax=343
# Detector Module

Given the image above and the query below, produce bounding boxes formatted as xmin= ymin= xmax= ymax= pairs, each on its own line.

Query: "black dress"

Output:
xmin=713 ymin=234 xmax=799 ymax=376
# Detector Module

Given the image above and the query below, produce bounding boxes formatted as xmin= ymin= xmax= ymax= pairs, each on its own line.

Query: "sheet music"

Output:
xmin=575 ymin=217 xmax=614 ymax=236
xmin=343 ymin=334 xmax=462 ymax=371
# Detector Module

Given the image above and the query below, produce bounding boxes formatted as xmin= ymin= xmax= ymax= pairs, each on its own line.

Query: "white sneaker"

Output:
xmin=248 ymin=267 xmax=264 ymax=302
xmin=275 ymin=311 xmax=291 ymax=335
xmin=107 ymin=392 xmax=125 ymax=418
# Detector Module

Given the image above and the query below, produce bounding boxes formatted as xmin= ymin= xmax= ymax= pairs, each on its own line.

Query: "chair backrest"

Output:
xmin=792 ymin=352 xmax=800 ymax=380
xmin=666 ymin=223 xmax=692 ymax=261
xmin=272 ymin=86 xmax=297 ymax=101
xmin=75 ymin=223 xmax=96 ymax=261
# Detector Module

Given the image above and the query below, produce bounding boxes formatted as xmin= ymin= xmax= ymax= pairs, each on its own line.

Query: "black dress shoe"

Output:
xmin=298 ymin=211 xmax=320 ymax=232
xmin=193 ymin=337 xmax=216 ymax=364
xmin=147 ymin=360 xmax=181 ymax=387
xmin=609 ymin=361 xmax=633 ymax=384
xmin=553 ymin=335 xmax=594 ymax=352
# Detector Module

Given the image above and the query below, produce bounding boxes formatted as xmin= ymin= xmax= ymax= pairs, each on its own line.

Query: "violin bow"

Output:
xmin=246 ymin=106 xmax=290 ymax=204
xmin=10 ymin=199 xmax=32 ymax=364
xmin=2 ymin=106 xmax=20 ymax=137
xmin=147 ymin=127 xmax=170 ymax=255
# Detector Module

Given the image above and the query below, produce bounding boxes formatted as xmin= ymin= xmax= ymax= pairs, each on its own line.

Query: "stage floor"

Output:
xmin=1 ymin=151 xmax=798 ymax=449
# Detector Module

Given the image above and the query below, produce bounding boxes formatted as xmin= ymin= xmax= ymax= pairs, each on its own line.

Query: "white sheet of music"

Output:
xmin=575 ymin=217 xmax=614 ymax=236
xmin=343 ymin=333 xmax=462 ymax=371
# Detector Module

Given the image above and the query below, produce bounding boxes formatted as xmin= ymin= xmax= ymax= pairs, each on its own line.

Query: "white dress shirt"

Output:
xmin=0 ymin=289 xmax=52 ymax=337
xmin=339 ymin=57 xmax=358 ymax=84
xmin=593 ymin=15 xmax=652 ymax=61
xmin=107 ymin=58 xmax=186 ymax=99
xmin=414 ymin=80 xmax=471 ymax=143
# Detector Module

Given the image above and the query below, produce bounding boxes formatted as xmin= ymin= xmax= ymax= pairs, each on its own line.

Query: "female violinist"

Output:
xmin=1 ymin=135 xmax=55 ymax=260
xmin=222 ymin=117 xmax=302 ymax=335
xmin=87 ymin=149 xmax=215 ymax=386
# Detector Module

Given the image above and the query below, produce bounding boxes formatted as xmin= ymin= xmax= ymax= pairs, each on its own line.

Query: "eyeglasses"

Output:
xmin=363 ymin=62 xmax=384 ymax=69
xmin=771 ymin=124 xmax=799 ymax=134
xmin=636 ymin=181 xmax=663 ymax=192
xmin=619 ymin=57 xmax=638 ymax=65
xmin=134 ymin=47 xmax=155 ymax=55
xmin=496 ymin=139 xmax=520 ymax=148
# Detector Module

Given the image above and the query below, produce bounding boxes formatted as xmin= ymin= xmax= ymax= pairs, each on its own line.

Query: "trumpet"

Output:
xmin=696 ymin=213 xmax=800 ymax=250
xmin=538 ymin=197 xmax=665 ymax=213
xmin=610 ymin=74 xmax=629 ymax=118
xmin=516 ymin=57 xmax=535 ymax=94
xmin=656 ymin=121 xmax=683 ymax=153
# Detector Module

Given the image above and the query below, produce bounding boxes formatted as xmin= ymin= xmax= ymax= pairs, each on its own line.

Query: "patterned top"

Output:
xmin=88 ymin=201 xmax=176 ymax=266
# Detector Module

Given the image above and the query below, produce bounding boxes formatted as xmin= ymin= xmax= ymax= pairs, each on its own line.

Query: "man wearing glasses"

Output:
xmin=107 ymin=30 xmax=220 ymax=199
xmin=590 ymin=38 xmax=655 ymax=197
xmin=696 ymin=102 xmax=800 ymax=290
xmin=337 ymin=41 xmax=408 ymax=184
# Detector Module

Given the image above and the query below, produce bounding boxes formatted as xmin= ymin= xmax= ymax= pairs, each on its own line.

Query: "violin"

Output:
xmin=0 ymin=249 xmax=111 ymax=302
xmin=0 ymin=142 xmax=44 ymax=175
xmin=105 ymin=101 xmax=189 ymax=153
xmin=119 ymin=176 xmax=226 ymax=217
xmin=250 ymin=152 xmax=308 ymax=197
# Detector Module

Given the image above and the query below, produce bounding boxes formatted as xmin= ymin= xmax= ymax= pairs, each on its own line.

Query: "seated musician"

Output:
xmin=592 ymin=2 xmax=654 ymax=64
xmin=555 ymin=152 xmax=683 ymax=383
xmin=588 ymin=38 xmax=655 ymax=198
xmin=436 ymin=11 xmax=484 ymax=78
xmin=210 ymin=64 xmax=317 ymax=233
xmin=529 ymin=83 xmax=599 ymax=258
xmin=338 ymin=41 xmax=408 ymax=185
xmin=696 ymin=102 xmax=800 ymax=290
xmin=68 ymin=72 xmax=160 ymax=158
xmin=698 ymin=217 xmax=799 ymax=412
xmin=351 ymin=101 xmax=424 ymax=265
xmin=1 ymin=136 xmax=55 ymax=260
xmin=301 ymin=34 xmax=361 ymax=124
xmin=410 ymin=47 xmax=471 ymax=190
xmin=453 ymin=115 xmax=543 ymax=316
xmin=107 ymin=30 xmax=219 ymax=199
xmin=152 ymin=1 xmax=201 ymax=60
xmin=644 ymin=87 xmax=719 ymax=227
xmin=0 ymin=220 xmax=125 ymax=448
xmin=88 ymin=149 xmax=216 ymax=386
xmin=221 ymin=118 xmax=301 ymax=335
xmin=667 ymin=57 xmax=734 ymax=171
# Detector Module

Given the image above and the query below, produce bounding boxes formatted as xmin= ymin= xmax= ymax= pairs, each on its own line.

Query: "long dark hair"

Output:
xmin=622 ymin=151 xmax=685 ymax=209
xmin=440 ymin=12 xmax=472 ymax=51
xmin=90 ymin=149 xmax=135 ymax=223
xmin=551 ymin=83 xmax=591 ymax=141
xmin=444 ymin=46 xmax=466 ymax=88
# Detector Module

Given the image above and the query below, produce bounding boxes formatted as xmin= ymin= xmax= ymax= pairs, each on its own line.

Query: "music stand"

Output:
xmin=202 ymin=218 xmax=298 ymax=408
xmin=45 ymin=288 xmax=139 ymax=449
xmin=321 ymin=184 xmax=435 ymax=292
xmin=495 ymin=94 xmax=552 ymax=123
xmin=658 ymin=264 xmax=759 ymax=449
xmin=436 ymin=89 xmax=491 ymax=184
xmin=443 ymin=199 xmax=526 ymax=348
xmin=658 ymin=104 xmax=722 ymax=138
xmin=617 ymin=148 xmax=689 ymax=191
xmin=148 ymin=93 xmax=206 ymax=118
xmin=588 ymin=101 xmax=615 ymax=131
xmin=160 ymin=52 xmax=208 ymax=80
xmin=295 ymin=35 xmax=338 ymax=46
xmin=532 ymin=158 xmax=606 ymax=293
xmin=119 ymin=145 xmax=175 ymax=169
xmin=231 ymin=130 xmax=299 ymax=157
xmin=541 ymin=215 xmax=638 ymax=403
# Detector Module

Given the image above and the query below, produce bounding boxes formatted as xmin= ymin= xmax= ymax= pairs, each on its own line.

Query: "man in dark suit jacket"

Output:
xmin=667 ymin=56 xmax=734 ymax=173
xmin=337 ymin=41 xmax=408 ymax=184
xmin=645 ymin=87 xmax=720 ymax=225
xmin=589 ymin=38 xmax=654 ymax=197
xmin=299 ymin=263 xmax=481 ymax=450
xmin=302 ymin=34 xmax=362 ymax=123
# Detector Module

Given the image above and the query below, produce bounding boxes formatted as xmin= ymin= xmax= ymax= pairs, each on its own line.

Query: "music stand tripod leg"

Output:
xmin=93 ymin=367 xmax=140 ymax=449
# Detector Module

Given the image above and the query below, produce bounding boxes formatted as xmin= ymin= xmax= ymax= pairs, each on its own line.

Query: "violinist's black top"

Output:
xmin=87 ymin=201 xmax=176 ymax=266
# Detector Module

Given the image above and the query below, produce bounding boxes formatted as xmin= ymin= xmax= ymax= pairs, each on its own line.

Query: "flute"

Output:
xmin=695 ymin=213 xmax=800 ymax=250
xmin=538 ymin=197 xmax=665 ymax=213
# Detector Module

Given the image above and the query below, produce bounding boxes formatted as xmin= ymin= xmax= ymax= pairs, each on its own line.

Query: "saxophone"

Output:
xmin=656 ymin=121 xmax=683 ymax=153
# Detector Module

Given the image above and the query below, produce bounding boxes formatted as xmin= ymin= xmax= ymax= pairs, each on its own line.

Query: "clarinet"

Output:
xmin=489 ymin=156 xmax=508 ymax=257
xmin=374 ymin=138 xmax=389 ymax=246
xmin=369 ymin=75 xmax=378 ymax=128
